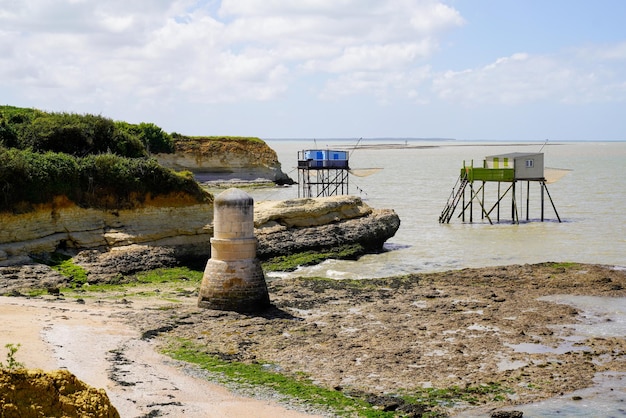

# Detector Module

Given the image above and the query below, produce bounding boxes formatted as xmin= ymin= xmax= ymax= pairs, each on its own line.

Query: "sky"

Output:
xmin=1 ymin=0 xmax=625 ymax=141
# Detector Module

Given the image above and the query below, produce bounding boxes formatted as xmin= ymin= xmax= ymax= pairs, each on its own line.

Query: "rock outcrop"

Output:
xmin=0 ymin=369 xmax=120 ymax=418
xmin=0 ymin=195 xmax=213 ymax=267
xmin=254 ymin=195 xmax=400 ymax=258
xmin=155 ymin=137 xmax=294 ymax=184
xmin=0 ymin=194 xmax=399 ymax=291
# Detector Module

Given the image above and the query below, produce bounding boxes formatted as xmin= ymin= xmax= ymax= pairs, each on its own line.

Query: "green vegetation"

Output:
xmin=262 ymin=244 xmax=366 ymax=272
xmin=545 ymin=261 xmax=580 ymax=269
xmin=0 ymin=105 xmax=208 ymax=213
xmin=0 ymin=145 xmax=208 ymax=212
xmin=63 ymin=266 xmax=202 ymax=295
xmin=0 ymin=105 xmax=173 ymax=157
xmin=51 ymin=257 xmax=89 ymax=288
xmin=163 ymin=339 xmax=402 ymax=417
xmin=172 ymin=134 xmax=265 ymax=144
xmin=163 ymin=338 xmax=509 ymax=417
xmin=401 ymin=383 xmax=513 ymax=409
xmin=1 ymin=343 xmax=25 ymax=371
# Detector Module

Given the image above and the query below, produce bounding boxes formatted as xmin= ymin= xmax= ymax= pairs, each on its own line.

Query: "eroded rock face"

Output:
xmin=0 ymin=194 xmax=399 ymax=288
xmin=254 ymin=196 xmax=400 ymax=258
xmin=0 ymin=369 xmax=120 ymax=418
xmin=155 ymin=138 xmax=294 ymax=184
xmin=0 ymin=197 xmax=213 ymax=266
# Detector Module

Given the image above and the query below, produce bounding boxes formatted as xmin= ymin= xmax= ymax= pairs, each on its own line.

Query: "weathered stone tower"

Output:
xmin=198 ymin=188 xmax=270 ymax=312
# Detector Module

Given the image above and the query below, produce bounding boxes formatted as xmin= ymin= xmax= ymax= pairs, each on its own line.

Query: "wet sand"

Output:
xmin=0 ymin=297 xmax=322 ymax=418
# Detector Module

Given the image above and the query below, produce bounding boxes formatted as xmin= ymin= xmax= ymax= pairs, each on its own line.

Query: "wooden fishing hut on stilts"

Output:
xmin=439 ymin=152 xmax=563 ymax=224
xmin=297 ymin=149 xmax=350 ymax=197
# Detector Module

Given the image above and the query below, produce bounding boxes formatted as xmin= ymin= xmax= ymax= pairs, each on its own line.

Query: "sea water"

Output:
xmin=249 ymin=139 xmax=626 ymax=417
xmin=251 ymin=140 xmax=626 ymax=277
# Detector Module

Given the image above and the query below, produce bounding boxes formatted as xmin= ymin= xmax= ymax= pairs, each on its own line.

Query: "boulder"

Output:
xmin=255 ymin=196 xmax=400 ymax=258
xmin=0 ymin=369 xmax=120 ymax=418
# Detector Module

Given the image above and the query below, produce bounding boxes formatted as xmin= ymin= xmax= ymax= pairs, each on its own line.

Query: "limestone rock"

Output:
xmin=0 ymin=264 xmax=68 ymax=295
xmin=254 ymin=195 xmax=372 ymax=229
xmin=0 ymin=199 xmax=213 ymax=266
xmin=255 ymin=196 xmax=400 ymax=258
xmin=0 ymin=369 xmax=120 ymax=418
xmin=155 ymin=137 xmax=294 ymax=184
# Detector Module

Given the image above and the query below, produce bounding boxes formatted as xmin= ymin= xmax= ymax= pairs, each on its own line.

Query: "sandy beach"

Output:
xmin=0 ymin=297 xmax=323 ymax=418
xmin=1 ymin=262 xmax=626 ymax=417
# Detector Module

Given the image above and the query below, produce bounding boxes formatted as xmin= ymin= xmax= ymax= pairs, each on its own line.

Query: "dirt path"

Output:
xmin=0 ymin=297 xmax=323 ymax=418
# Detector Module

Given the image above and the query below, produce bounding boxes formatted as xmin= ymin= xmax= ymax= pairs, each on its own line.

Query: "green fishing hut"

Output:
xmin=440 ymin=152 xmax=562 ymax=224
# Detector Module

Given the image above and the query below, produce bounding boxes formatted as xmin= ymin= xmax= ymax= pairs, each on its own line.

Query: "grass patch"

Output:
xmin=72 ymin=267 xmax=202 ymax=293
xmin=401 ymin=383 xmax=514 ymax=408
xmin=262 ymin=244 xmax=366 ymax=272
xmin=162 ymin=339 xmax=492 ymax=417
xmin=545 ymin=261 xmax=580 ymax=269
xmin=162 ymin=339 xmax=407 ymax=417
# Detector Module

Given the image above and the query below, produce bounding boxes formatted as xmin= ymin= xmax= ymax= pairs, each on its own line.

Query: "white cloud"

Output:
xmin=1 ymin=0 xmax=624 ymax=131
xmin=432 ymin=47 xmax=626 ymax=106
xmin=0 ymin=0 xmax=464 ymax=109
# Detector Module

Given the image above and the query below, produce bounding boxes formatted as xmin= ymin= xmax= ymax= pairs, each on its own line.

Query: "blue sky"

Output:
xmin=1 ymin=0 xmax=625 ymax=141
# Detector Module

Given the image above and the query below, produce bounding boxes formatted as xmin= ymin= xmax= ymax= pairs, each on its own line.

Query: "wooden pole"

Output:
xmin=544 ymin=182 xmax=562 ymax=223
xmin=469 ymin=182 xmax=474 ymax=223
xmin=511 ymin=181 xmax=516 ymax=222
xmin=481 ymin=181 xmax=485 ymax=219
xmin=461 ymin=181 xmax=465 ymax=222
xmin=497 ymin=182 xmax=501 ymax=222
xmin=541 ymin=180 xmax=546 ymax=222
xmin=526 ymin=181 xmax=530 ymax=221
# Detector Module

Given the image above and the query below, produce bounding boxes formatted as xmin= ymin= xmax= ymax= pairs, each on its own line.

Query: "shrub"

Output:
xmin=0 ymin=149 xmax=208 ymax=212
xmin=0 ymin=106 xmax=173 ymax=158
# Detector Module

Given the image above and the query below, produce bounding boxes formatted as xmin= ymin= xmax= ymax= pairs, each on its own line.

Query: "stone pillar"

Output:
xmin=198 ymin=188 xmax=270 ymax=312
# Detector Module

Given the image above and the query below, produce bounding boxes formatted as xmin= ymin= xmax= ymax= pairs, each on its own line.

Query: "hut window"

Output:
xmin=525 ymin=159 xmax=534 ymax=168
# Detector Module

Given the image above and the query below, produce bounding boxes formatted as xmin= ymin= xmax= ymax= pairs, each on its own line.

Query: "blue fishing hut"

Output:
xmin=297 ymin=149 xmax=350 ymax=197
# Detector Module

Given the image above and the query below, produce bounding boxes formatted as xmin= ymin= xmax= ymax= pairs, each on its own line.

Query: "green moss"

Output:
xmin=134 ymin=267 xmax=203 ymax=284
xmin=42 ymin=254 xmax=88 ymax=288
xmin=545 ymin=262 xmax=580 ymax=269
xmin=53 ymin=260 xmax=88 ymax=287
xmin=60 ymin=267 xmax=203 ymax=295
xmin=262 ymin=244 xmax=366 ymax=272
xmin=162 ymin=339 xmax=399 ymax=417
xmin=400 ymin=383 xmax=514 ymax=408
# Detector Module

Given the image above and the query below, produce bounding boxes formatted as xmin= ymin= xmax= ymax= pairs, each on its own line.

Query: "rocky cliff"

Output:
xmin=0 ymin=194 xmax=213 ymax=266
xmin=155 ymin=137 xmax=294 ymax=184
xmin=0 ymin=194 xmax=399 ymax=292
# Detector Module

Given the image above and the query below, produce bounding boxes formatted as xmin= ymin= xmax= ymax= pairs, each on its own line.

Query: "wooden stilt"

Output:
xmin=511 ymin=181 xmax=516 ymax=223
xmin=541 ymin=180 xmax=546 ymax=222
xmin=497 ymin=182 xmax=501 ymax=222
xmin=481 ymin=181 xmax=485 ymax=220
xmin=469 ymin=182 xmax=474 ymax=223
xmin=543 ymin=182 xmax=562 ymax=223
xmin=526 ymin=181 xmax=530 ymax=221
xmin=462 ymin=181 xmax=466 ymax=222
